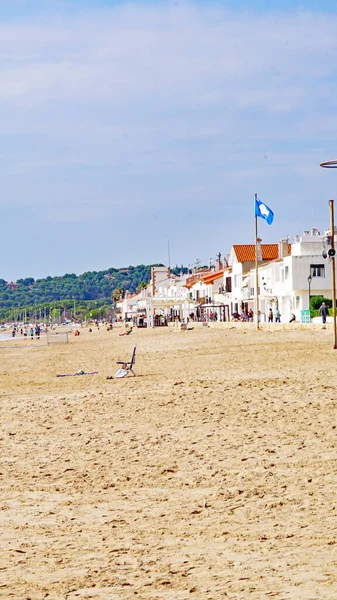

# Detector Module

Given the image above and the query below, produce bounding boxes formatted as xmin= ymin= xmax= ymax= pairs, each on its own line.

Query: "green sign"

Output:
xmin=300 ymin=310 xmax=311 ymax=324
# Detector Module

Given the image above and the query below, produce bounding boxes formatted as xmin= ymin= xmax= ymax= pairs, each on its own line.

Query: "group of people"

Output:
xmin=268 ymin=308 xmax=281 ymax=322
xmin=233 ymin=309 xmax=254 ymax=322
xmin=265 ymin=302 xmax=329 ymax=324
xmin=12 ymin=324 xmax=42 ymax=339
xmin=233 ymin=307 xmax=297 ymax=323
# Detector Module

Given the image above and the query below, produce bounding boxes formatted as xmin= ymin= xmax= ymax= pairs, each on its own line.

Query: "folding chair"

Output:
xmin=115 ymin=346 xmax=137 ymax=378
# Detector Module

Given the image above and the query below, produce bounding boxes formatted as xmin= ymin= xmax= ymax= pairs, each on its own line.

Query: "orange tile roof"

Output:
xmin=202 ymin=270 xmax=224 ymax=284
xmin=233 ymin=244 xmax=288 ymax=262
xmin=185 ymin=270 xmax=213 ymax=289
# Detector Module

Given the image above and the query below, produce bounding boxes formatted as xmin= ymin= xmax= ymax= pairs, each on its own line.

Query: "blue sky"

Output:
xmin=2 ymin=0 xmax=337 ymax=279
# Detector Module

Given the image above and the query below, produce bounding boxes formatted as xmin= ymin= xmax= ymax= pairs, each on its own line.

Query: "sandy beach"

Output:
xmin=2 ymin=324 xmax=337 ymax=599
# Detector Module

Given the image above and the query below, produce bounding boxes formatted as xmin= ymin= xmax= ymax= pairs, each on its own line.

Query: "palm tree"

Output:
xmin=112 ymin=287 xmax=126 ymax=303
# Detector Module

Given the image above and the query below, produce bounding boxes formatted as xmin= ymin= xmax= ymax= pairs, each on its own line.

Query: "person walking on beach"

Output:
xmin=30 ymin=327 xmax=34 ymax=340
xmin=268 ymin=308 xmax=274 ymax=322
xmin=319 ymin=302 xmax=329 ymax=324
xmin=275 ymin=308 xmax=281 ymax=323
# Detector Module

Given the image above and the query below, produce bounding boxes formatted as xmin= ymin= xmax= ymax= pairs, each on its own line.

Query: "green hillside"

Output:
xmin=0 ymin=264 xmax=165 ymax=321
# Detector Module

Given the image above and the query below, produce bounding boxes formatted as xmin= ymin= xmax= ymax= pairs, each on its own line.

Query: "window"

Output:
xmin=285 ymin=266 xmax=289 ymax=279
xmin=310 ymin=264 xmax=325 ymax=277
xmin=296 ymin=296 xmax=300 ymax=309
xmin=234 ymin=274 xmax=241 ymax=287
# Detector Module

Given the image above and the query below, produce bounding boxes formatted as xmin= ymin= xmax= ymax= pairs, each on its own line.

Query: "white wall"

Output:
xmin=189 ymin=280 xmax=209 ymax=302
xmin=252 ymin=253 xmax=333 ymax=322
xmin=231 ymin=261 xmax=243 ymax=311
xmin=151 ymin=267 xmax=170 ymax=295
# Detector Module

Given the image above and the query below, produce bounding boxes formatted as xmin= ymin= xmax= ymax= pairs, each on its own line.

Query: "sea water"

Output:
xmin=0 ymin=333 xmax=15 ymax=341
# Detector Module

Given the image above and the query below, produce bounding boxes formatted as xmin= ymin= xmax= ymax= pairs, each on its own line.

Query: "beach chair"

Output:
xmin=115 ymin=346 xmax=137 ymax=378
xmin=119 ymin=327 xmax=133 ymax=337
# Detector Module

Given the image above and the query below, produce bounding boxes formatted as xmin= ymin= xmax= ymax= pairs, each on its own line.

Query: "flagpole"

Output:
xmin=254 ymin=193 xmax=260 ymax=330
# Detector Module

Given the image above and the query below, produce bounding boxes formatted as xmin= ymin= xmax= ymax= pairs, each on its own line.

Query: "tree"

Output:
xmin=310 ymin=295 xmax=332 ymax=310
xmin=17 ymin=277 xmax=35 ymax=287
xmin=137 ymin=281 xmax=148 ymax=293
xmin=0 ymin=264 xmax=157 ymax=309
xmin=113 ymin=287 xmax=126 ymax=302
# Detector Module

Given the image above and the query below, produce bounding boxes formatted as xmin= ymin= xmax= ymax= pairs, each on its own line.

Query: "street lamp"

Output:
xmin=319 ymin=160 xmax=337 ymax=348
xmin=307 ymin=274 xmax=312 ymax=312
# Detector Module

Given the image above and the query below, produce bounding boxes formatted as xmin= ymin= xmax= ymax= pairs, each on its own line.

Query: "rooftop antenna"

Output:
xmin=167 ymin=239 xmax=171 ymax=269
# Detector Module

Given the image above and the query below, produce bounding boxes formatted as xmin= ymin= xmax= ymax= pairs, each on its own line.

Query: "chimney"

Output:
xmin=278 ymin=239 xmax=290 ymax=258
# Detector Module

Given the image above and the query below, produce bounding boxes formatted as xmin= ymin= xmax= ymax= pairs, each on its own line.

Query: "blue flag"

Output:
xmin=255 ymin=197 xmax=274 ymax=225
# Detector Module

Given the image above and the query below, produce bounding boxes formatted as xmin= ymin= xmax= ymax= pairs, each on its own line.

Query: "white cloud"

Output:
xmin=1 ymin=2 xmax=337 ymax=278
xmin=1 ymin=5 xmax=337 ymax=111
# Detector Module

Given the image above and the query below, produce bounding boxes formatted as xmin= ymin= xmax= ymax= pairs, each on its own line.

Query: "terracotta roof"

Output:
xmin=185 ymin=270 xmax=213 ymax=289
xmin=202 ymin=270 xmax=224 ymax=284
xmin=233 ymin=244 xmax=290 ymax=262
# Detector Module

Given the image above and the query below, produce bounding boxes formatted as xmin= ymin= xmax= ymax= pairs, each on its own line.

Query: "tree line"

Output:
xmin=0 ymin=264 xmax=164 ymax=321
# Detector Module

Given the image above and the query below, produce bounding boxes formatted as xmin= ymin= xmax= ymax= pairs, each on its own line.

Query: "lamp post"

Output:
xmin=307 ymin=274 xmax=312 ymax=312
xmin=319 ymin=159 xmax=337 ymax=348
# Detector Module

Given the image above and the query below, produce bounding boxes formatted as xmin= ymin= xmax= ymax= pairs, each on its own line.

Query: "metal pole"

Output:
xmin=308 ymin=280 xmax=311 ymax=310
xmin=254 ymin=194 xmax=260 ymax=330
xmin=329 ymin=200 xmax=337 ymax=349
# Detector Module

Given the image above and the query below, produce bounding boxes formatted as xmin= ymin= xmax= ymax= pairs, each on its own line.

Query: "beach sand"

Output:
xmin=1 ymin=324 xmax=337 ymax=599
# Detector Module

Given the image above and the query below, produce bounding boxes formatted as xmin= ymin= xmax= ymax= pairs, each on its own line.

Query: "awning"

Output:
xmin=198 ymin=302 xmax=226 ymax=308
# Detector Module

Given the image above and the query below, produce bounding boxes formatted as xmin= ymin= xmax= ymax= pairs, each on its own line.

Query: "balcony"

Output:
xmin=241 ymin=288 xmax=251 ymax=300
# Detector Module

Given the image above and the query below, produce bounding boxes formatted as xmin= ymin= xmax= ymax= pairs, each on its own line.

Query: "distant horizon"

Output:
xmin=2 ymin=225 xmax=326 ymax=282
xmin=1 ymin=261 xmax=203 ymax=283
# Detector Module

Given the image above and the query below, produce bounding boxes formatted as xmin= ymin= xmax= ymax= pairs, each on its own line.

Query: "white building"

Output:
xmin=273 ymin=228 xmax=333 ymax=322
xmin=236 ymin=229 xmax=334 ymax=323
xmin=228 ymin=242 xmax=283 ymax=316
xmin=117 ymin=229 xmax=335 ymax=326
